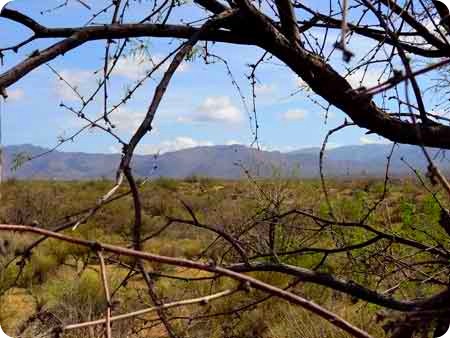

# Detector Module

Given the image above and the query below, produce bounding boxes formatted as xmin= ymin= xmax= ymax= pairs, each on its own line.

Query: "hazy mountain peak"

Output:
xmin=1 ymin=143 xmax=445 ymax=180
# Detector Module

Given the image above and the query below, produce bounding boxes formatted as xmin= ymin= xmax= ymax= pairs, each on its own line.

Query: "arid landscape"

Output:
xmin=1 ymin=176 xmax=449 ymax=337
xmin=2 ymin=0 xmax=450 ymax=337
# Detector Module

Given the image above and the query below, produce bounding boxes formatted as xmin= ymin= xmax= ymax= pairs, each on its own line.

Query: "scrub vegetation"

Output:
xmin=0 ymin=177 xmax=448 ymax=337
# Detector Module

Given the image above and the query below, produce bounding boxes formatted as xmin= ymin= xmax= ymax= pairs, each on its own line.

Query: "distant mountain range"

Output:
xmin=1 ymin=143 xmax=449 ymax=180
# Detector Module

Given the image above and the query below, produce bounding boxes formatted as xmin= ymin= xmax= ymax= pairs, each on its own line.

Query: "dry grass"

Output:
xmin=0 ymin=178 xmax=444 ymax=337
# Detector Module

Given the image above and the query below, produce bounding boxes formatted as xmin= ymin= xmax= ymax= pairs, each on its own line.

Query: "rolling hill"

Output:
xmin=1 ymin=143 xmax=448 ymax=180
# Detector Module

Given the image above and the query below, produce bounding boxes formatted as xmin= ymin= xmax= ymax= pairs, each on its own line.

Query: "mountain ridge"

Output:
xmin=1 ymin=143 xmax=447 ymax=180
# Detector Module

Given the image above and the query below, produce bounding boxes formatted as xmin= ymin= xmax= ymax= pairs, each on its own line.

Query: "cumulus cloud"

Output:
xmin=360 ymin=135 xmax=391 ymax=145
xmin=137 ymin=137 xmax=213 ymax=154
xmin=54 ymin=69 xmax=95 ymax=102
xmin=281 ymin=109 xmax=307 ymax=121
xmin=347 ymin=69 xmax=387 ymax=89
xmin=294 ymin=76 xmax=312 ymax=91
xmin=325 ymin=142 xmax=341 ymax=149
xmin=179 ymin=96 xmax=243 ymax=124
xmin=255 ymin=84 xmax=276 ymax=95
xmin=226 ymin=140 xmax=243 ymax=145
xmin=109 ymin=107 xmax=146 ymax=133
xmin=399 ymin=20 xmax=446 ymax=45
xmin=113 ymin=54 xmax=190 ymax=80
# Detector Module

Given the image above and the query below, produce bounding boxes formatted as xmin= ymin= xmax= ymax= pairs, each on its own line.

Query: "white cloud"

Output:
xmin=226 ymin=140 xmax=243 ymax=145
xmin=347 ymin=69 xmax=387 ymax=89
xmin=113 ymin=54 xmax=190 ymax=80
xmin=137 ymin=137 xmax=213 ymax=154
xmin=360 ymin=135 xmax=391 ymax=145
xmin=294 ymin=76 xmax=311 ymax=91
xmin=282 ymin=109 xmax=307 ymax=121
xmin=109 ymin=107 xmax=146 ymax=133
xmin=6 ymin=88 xmax=25 ymax=102
xmin=113 ymin=55 xmax=149 ymax=80
xmin=54 ymin=69 xmax=95 ymax=102
xmin=255 ymin=84 xmax=276 ymax=95
xmin=325 ymin=142 xmax=341 ymax=149
xmin=180 ymin=96 xmax=243 ymax=124
xmin=399 ymin=20 xmax=445 ymax=45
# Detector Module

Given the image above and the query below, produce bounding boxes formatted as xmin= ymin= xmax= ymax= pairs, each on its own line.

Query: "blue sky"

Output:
xmin=0 ymin=0 xmax=415 ymax=155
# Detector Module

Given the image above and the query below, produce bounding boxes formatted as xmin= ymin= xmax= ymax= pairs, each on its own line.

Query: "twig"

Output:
xmin=64 ymin=288 xmax=236 ymax=330
xmin=97 ymin=250 xmax=112 ymax=338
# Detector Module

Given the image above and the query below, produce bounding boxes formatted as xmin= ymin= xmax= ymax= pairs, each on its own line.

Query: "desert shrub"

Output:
xmin=153 ymin=177 xmax=179 ymax=191
xmin=0 ymin=178 xmax=448 ymax=338
xmin=40 ymin=269 xmax=105 ymax=320
xmin=183 ymin=174 xmax=215 ymax=186
xmin=0 ymin=288 xmax=37 ymax=336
